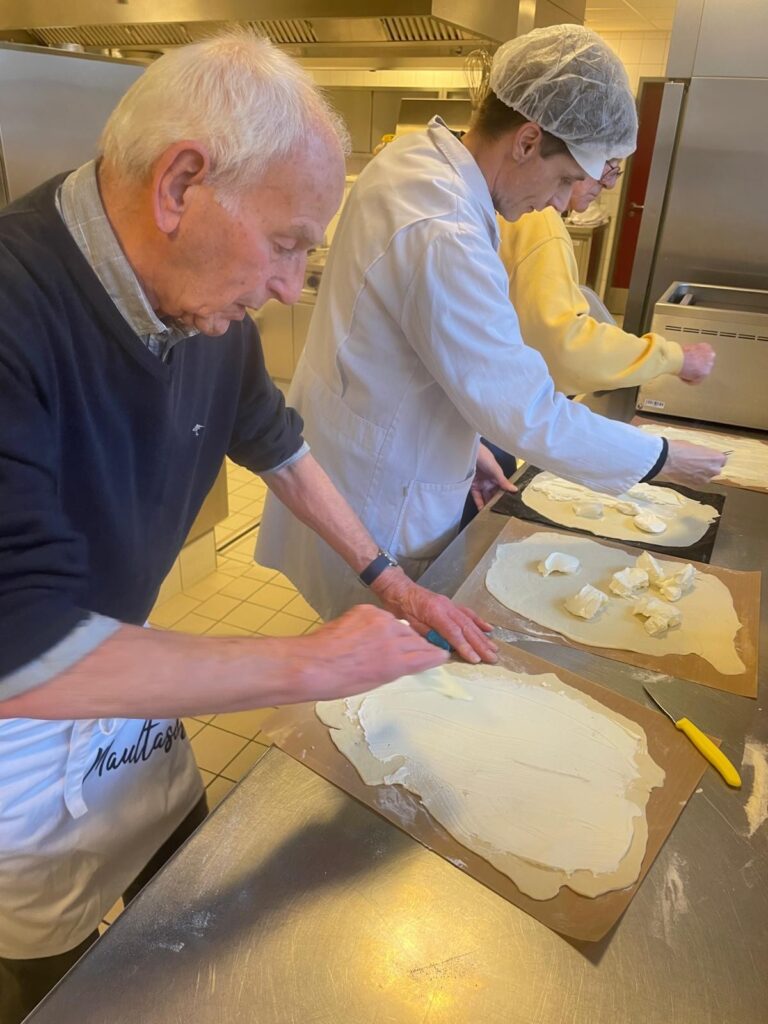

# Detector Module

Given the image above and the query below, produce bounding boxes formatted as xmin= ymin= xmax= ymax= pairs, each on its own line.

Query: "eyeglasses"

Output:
xmin=599 ymin=162 xmax=624 ymax=188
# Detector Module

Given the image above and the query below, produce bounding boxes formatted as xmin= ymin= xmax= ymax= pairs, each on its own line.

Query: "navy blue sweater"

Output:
xmin=0 ymin=176 xmax=304 ymax=677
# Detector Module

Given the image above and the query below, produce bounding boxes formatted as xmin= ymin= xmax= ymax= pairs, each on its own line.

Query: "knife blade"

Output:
xmin=642 ymin=685 xmax=741 ymax=788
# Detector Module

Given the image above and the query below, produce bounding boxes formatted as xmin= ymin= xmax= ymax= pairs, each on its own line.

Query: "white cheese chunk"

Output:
xmin=564 ymin=584 xmax=609 ymax=620
xmin=635 ymin=513 xmax=668 ymax=535
xmin=633 ymin=595 xmax=682 ymax=637
xmin=635 ymin=550 xmax=665 ymax=584
xmin=537 ymin=552 xmax=581 ymax=576
xmin=609 ymin=567 xmax=650 ymax=598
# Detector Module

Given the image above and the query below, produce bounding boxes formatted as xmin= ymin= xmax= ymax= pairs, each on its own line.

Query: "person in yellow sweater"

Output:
xmin=499 ymin=160 xmax=715 ymax=396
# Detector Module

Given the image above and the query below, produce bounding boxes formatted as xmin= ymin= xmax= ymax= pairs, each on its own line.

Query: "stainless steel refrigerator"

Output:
xmin=623 ymin=0 xmax=768 ymax=337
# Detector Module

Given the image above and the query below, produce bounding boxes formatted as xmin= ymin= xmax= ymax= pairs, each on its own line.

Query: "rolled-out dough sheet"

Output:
xmin=317 ymin=663 xmax=664 ymax=900
xmin=521 ymin=470 xmax=719 ymax=547
xmin=485 ymin=531 xmax=745 ymax=675
xmin=639 ymin=422 xmax=768 ymax=491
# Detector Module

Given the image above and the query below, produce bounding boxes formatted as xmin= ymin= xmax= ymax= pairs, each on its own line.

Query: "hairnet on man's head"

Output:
xmin=488 ymin=24 xmax=637 ymax=178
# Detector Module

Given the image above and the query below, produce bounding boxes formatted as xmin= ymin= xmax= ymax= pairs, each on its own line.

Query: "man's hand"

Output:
xmin=679 ymin=343 xmax=716 ymax=384
xmin=470 ymin=443 xmax=518 ymax=512
xmin=300 ymin=605 xmax=448 ymax=700
xmin=373 ymin=573 xmax=498 ymax=665
xmin=654 ymin=439 xmax=727 ymax=488
xmin=264 ymin=453 xmax=497 ymax=664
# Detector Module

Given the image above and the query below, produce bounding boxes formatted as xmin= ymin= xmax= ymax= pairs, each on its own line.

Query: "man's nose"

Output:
xmin=549 ymin=186 xmax=572 ymax=215
xmin=269 ymin=257 xmax=305 ymax=305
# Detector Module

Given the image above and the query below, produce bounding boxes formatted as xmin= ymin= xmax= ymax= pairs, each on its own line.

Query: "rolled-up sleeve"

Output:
xmin=399 ymin=226 xmax=663 ymax=496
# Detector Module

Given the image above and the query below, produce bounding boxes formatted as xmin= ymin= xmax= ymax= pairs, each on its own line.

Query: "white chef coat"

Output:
xmin=0 ymin=713 xmax=202 ymax=958
xmin=257 ymin=118 xmax=663 ymax=620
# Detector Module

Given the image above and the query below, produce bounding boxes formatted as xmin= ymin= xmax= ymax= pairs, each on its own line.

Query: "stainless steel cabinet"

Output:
xmin=324 ymin=87 xmax=441 ymax=155
xmin=323 ymin=88 xmax=373 ymax=154
xmin=252 ymin=297 xmax=317 ymax=382
xmin=251 ymin=301 xmax=294 ymax=381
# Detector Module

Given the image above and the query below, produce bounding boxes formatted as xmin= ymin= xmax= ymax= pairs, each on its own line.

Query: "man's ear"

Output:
xmin=151 ymin=142 xmax=211 ymax=235
xmin=509 ymin=122 xmax=543 ymax=164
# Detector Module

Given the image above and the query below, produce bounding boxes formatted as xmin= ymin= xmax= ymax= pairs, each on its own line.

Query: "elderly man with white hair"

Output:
xmin=0 ymin=33 xmax=496 ymax=1021
xmin=258 ymin=24 xmax=726 ymax=619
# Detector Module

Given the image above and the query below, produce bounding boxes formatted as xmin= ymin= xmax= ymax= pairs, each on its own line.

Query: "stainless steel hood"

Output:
xmin=0 ymin=1 xmax=585 ymax=60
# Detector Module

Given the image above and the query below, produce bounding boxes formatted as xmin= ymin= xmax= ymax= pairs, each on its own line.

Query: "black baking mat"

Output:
xmin=491 ymin=465 xmax=726 ymax=563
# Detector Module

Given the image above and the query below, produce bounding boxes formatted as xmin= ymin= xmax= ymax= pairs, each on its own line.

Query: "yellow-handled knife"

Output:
xmin=643 ymin=686 xmax=741 ymax=788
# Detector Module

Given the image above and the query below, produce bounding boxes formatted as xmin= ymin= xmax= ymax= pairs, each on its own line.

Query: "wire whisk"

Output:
xmin=464 ymin=49 xmax=492 ymax=109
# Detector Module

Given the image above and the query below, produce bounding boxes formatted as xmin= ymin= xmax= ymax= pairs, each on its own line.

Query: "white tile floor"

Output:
xmin=103 ymin=459 xmax=321 ymax=929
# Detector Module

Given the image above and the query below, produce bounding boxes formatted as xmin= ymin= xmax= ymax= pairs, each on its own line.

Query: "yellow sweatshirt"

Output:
xmin=499 ymin=207 xmax=684 ymax=396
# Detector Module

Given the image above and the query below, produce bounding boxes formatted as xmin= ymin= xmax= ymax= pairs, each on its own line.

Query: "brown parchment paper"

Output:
xmin=262 ymin=644 xmax=712 ymax=943
xmin=453 ymin=518 xmax=759 ymax=698
xmin=632 ymin=416 xmax=768 ymax=496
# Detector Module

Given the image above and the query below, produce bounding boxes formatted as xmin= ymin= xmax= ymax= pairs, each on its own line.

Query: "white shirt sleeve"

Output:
xmin=399 ymin=225 xmax=663 ymax=495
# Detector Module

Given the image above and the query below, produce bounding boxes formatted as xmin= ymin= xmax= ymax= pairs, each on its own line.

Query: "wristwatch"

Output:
xmin=359 ymin=549 xmax=399 ymax=587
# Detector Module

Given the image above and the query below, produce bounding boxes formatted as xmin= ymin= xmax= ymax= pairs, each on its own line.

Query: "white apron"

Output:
xmin=0 ymin=713 xmax=202 ymax=958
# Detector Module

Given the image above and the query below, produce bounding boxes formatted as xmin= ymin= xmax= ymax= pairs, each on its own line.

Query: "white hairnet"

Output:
xmin=489 ymin=24 xmax=637 ymax=179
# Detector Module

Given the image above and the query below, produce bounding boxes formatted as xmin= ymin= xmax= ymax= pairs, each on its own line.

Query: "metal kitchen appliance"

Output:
xmin=636 ymin=281 xmax=768 ymax=430
xmin=624 ymin=0 xmax=768 ymax=336
xmin=0 ymin=0 xmax=585 ymax=60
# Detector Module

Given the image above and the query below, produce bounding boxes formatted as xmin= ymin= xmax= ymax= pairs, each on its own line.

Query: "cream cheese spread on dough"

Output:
xmin=522 ymin=471 xmax=718 ymax=547
xmin=316 ymin=663 xmax=665 ymax=900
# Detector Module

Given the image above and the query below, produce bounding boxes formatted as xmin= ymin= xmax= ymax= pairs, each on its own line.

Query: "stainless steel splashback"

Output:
xmin=0 ymin=44 xmax=142 ymax=203
xmin=395 ymin=98 xmax=472 ymax=135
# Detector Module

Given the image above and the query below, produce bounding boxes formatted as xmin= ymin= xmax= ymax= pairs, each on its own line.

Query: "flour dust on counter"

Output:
xmin=521 ymin=470 xmax=719 ymax=546
xmin=316 ymin=663 xmax=665 ymax=900
xmin=485 ymin=532 xmax=746 ymax=676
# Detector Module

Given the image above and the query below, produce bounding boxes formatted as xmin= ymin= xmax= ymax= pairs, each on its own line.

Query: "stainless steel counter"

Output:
xmin=27 ymin=413 xmax=766 ymax=1024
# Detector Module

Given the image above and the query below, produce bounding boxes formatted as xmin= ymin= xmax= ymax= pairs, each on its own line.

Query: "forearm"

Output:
xmin=265 ymin=453 xmax=385 ymax=575
xmin=0 ymin=623 xmax=318 ymax=719
xmin=264 ymin=454 xmax=498 ymax=665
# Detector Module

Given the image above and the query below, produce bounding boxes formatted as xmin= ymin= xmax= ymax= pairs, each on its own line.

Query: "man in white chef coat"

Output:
xmin=0 ymin=33 xmax=497 ymax=1023
xmin=257 ymin=24 xmax=726 ymax=621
